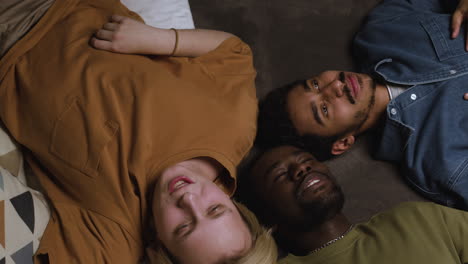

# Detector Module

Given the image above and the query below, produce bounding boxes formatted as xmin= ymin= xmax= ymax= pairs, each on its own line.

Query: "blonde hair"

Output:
xmin=146 ymin=201 xmax=278 ymax=264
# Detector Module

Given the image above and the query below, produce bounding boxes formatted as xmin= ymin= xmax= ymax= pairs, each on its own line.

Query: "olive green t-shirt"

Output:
xmin=280 ymin=202 xmax=468 ymax=264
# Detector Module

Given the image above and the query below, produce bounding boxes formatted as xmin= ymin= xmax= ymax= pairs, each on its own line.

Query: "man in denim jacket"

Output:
xmin=257 ymin=0 xmax=468 ymax=209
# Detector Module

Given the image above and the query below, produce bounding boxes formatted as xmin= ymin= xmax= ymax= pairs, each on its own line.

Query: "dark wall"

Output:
xmin=191 ymin=0 xmax=380 ymax=98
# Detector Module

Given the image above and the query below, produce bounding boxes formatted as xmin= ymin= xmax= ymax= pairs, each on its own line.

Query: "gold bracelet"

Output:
xmin=169 ymin=28 xmax=179 ymax=56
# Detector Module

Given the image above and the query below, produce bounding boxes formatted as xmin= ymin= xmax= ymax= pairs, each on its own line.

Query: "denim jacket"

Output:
xmin=353 ymin=0 xmax=468 ymax=208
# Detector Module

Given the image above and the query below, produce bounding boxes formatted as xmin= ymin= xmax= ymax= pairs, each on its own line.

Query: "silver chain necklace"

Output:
xmin=309 ymin=224 xmax=355 ymax=254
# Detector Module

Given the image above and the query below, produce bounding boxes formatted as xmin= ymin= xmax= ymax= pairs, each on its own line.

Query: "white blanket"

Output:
xmin=121 ymin=0 xmax=195 ymax=29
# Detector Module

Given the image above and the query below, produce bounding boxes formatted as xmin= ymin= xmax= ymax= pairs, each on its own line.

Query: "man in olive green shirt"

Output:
xmin=242 ymin=145 xmax=468 ymax=263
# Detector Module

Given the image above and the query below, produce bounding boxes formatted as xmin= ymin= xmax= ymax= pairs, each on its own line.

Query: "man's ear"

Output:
xmin=331 ymin=135 xmax=355 ymax=155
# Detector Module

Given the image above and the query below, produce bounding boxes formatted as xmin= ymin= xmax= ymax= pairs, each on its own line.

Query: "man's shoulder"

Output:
xmin=369 ymin=201 xmax=442 ymax=222
xmin=389 ymin=201 xmax=438 ymax=211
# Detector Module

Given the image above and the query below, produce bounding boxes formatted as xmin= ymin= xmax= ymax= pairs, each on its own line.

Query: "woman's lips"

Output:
xmin=168 ymin=176 xmax=194 ymax=194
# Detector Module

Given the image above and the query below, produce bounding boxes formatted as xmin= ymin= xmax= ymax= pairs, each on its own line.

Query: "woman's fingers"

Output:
xmin=91 ymin=15 xmax=149 ymax=54
xmin=451 ymin=11 xmax=468 ymax=51
xmin=95 ymin=29 xmax=114 ymax=41
xmin=111 ymin=15 xmax=125 ymax=23
xmin=102 ymin=22 xmax=118 ymax=31
xmin=452 ymin=10 xmax=463 ymax=39
xmin=464 ymin=93 xmax=468 ymax=100
xmin=452 ymin=0 xmax=468 ymax=50
xmin=90 ymin=37 xmax=112 ymax=51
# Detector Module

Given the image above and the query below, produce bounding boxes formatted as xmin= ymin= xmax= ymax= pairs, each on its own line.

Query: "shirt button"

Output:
xmin=449 ymin=70 xmax=457 ymax=74
xmin=410 ymin=94 xmax=417 ymax=100
xmin=390 ymin=108 xmax=397 ymax=115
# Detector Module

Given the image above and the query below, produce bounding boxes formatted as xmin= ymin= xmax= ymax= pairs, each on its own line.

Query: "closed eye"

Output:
xmin=174 ymin=221 xmax=192 ymax=237
xmin=274 ymin=170 xmax=287 ymax=182
xmin=299 ymin=158 xmax=314 ymax=164
xmin=207 ymin=204 xmax=226 ymax=217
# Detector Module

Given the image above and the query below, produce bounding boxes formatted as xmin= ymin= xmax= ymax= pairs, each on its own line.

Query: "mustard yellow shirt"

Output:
xmin=0 ymin=0 xmax=257 ymax=262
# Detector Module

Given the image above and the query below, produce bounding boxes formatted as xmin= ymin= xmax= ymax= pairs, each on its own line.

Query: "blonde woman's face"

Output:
xmin=152 ymin=159 xmax=252 ymax=264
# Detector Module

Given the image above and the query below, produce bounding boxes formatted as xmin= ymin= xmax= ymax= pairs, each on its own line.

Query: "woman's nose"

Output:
xmin=177 ymin=192 xmax=197 ymax=209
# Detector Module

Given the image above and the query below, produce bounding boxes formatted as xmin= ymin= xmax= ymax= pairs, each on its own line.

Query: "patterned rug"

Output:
xmin=0 ymin=127 xmax=50 ymax=264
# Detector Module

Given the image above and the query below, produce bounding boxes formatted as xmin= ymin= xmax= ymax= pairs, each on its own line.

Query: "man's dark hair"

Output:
xmin=235 ymin=147 xmax=272 ymax=226
xmin=256 ymin=80 xmax=340 ymax=161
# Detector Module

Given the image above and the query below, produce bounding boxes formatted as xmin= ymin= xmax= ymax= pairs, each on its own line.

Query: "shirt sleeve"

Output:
xmin=192 ymin=36 xmax=256 ymax=77
xmin=437 ymin=204 xmax=468 ymax=262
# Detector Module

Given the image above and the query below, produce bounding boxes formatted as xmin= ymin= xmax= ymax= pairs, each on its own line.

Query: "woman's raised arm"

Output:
xmin=90 ymin=15 xmax=234 ymax=57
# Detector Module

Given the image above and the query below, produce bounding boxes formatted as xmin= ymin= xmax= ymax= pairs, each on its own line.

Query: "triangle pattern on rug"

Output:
xmin=10 ymin=192 xmax=34 ymax=233
xmin=0 ymin=200 xmax=4 ymax=249
xmin=5 ymin=256 xmax=14 ymax=264
xmin=0 ymin=170 xmax=3 ymax=191
xmin=5 ymin=200 xmax=33 ymax=255
xmin=11 ymin=242 xmax=33 ymax=264
xmin=0 ymin=243 xmax=4 ymax=260
xmin=4 ymin=256 xmax=14 ymax=264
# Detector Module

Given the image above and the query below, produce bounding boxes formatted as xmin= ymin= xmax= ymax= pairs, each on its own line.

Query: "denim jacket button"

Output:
xmin=410 ymin=94 xmax=417 ymax=100
xmin=390 ymin=108 xmax=397 ymax=115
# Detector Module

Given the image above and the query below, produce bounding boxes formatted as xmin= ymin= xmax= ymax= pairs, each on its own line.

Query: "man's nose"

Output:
xmin=323 ymin=79 xmax=344 ymax=99
xmin=290 ymin=163 xmax=312 ymax=181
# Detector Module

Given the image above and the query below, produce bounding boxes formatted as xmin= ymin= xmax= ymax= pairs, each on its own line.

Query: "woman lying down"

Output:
xmin=0 ymin=0 xmax=276 ymax=263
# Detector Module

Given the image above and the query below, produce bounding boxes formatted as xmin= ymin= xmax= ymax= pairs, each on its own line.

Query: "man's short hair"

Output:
xmin=236 ymin=148 xmax=272 ymax=226
xmin=256 ymin=80 xmax=338 ymax=161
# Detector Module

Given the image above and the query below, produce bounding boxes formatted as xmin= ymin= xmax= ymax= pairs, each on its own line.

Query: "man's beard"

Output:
xmin=295 ymin=184 xmax=345 ymax=232
xmin=351 ymin=76 xmax=377 ymax=133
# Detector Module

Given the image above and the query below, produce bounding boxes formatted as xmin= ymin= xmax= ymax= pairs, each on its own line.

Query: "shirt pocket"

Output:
xmin=420 ymin=15 xmax=468 ymax=61
xmin=49 ymin=97 xmax=118 ymax=178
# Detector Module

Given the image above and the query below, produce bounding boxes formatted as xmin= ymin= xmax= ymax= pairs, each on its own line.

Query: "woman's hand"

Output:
xmin=90 ymin=15 xmax=173 ymax=55
xmin=91 ymin=15 xmax=235 ymax=57
xmin=464 ymin=93 xmax=468 ymax=100
xmin=452 ymin=0 xmax=468 ymax=50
